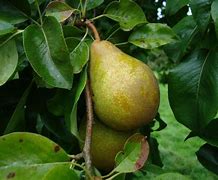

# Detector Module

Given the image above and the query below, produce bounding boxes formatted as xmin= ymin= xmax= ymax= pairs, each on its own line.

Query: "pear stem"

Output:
xmin=84 ymin=79 xmax=94 ymax=177
xmin=85 ymin=20 xmax=100 ymax=41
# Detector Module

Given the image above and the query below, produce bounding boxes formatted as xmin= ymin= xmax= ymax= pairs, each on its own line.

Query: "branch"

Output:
xmin=83 ymin=79 xmax=94 ymax=176
xmin=85 ymin=20 xmax=100 ymax=41
xmin=83 ymin=20 xmax=100 ymax=179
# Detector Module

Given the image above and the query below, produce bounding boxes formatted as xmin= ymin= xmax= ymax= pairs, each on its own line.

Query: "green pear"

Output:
xmin=90 ymin=40 xmax=160 ymax=131
xmin=79 ymin=119 xmax=133 ymax=172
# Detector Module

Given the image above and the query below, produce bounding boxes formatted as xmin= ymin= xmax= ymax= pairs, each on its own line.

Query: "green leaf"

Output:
xmin=153 ymin=113 xmax=167 ymax=132
xmin=28 ymin=0 xmax=45 ymax=4
xmin=0 ymin=0 xmax=28 ymax=24
xmin=43 ymin=164 xmax=80 ymax=180
xmin=4 ymin=82 xmax=32 ymax=134
xmin=87 ymin=0 xmax=104 ymax=10
xmin=166 ymin=0 xmax=189 ymax=16
xmin=168 ymin=49 xmax=218 ymax=131
xmin=46 ymin=1 xmax=75 ymax=22
xmin=190 ymin=0 xmax=212 ymax=33
xmin=0 ymin=132 xmax=73 ymax=179
xmin=70 ymin=41 xmax=89 ymax=74
xmin=8 ymin=0 xmax=31 ymax=16
xmin=0 ymin=40 xmax=18 ymax=86
xmin=63 ymin=26 xmax=84 ymax=38
xmin=129 ymin=23 xmax=178 ymax=49
xmin=211 ymin=0 xmax=218 ymax=38
xmin=70 ymin=68 xmax=87 ymax=138
xmin=154 ymin=172 xmax=191 ymax=180
xmin=164 ymin=16 xmax=198 ymax=62
xmin=196 ymin=143 xmax=218 ymax=175
xmin=0 ymin=20 xmax=15 ymax=35
xmin=23 ymin=16 xmax=73 ymax=89
xmin=148 ymin=137 xmax=163 ymax=167
xmin=104 ymin=0 xmax=146 ymax=31
xmin=0 ymin=163 xmax=78 ymax=180
xmin=0 ymin=133 xmax=68 ymax=161
xmin=199 ymin=118 xmax=218 ymax=147
xmin=114 ymin=134 xmax=149 ymax=173
xmin=66 ymin=37 xmax=81 ymax=52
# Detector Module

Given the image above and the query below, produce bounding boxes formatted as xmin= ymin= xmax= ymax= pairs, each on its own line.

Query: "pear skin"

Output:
xmin=90 ymin=40 xmax=160 ymax=131
xmin=79 ymin=119 xmax=132 ymax=172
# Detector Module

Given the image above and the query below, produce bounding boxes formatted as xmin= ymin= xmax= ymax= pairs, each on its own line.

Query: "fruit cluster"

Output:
xmin=80 ymin=40 xmax=160 ymax=172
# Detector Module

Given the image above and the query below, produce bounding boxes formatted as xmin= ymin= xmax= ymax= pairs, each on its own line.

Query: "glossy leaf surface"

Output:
xmin=0 ymin=132 xmax=75 ymax=179
xmin=196 ymin=143 xmax=218 ymax=175
xmin=0 ymin=40 xmax=18 ymax=86
xmin=129 ymin=23 xmax=178 ymax=49
xmin=166 ymin=0 xmax=189 ymax=16
xmin=46 ymin=1 xmax=75 ymax=22
xmin=104 ymin=0 xmax=146 ymax=31
xmin=70 ymin=41 xmax=89 ymax=74
xmin=0 ymin=0 xmax=28 ymax=24
xmin=23 ymin=17 xmax=73 ymax=89
xmin=168 ymin=49 xmax=218 ymax=131
xmin=211 ymin=0 xmax=218 ymax=37
xmin=0 ymin=20 xmax=15 ymax=35
xmin=190 ymin=0 xmax=212 ymax=32
xmin=114 ymin=134 xmax=149 ymax=173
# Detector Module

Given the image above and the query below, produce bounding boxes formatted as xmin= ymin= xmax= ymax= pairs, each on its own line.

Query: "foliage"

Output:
xmin=0 ymin=0 xmax=217 ymax=179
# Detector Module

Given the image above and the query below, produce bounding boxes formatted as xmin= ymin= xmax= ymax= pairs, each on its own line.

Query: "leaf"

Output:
xmin=129 ymin=23 xmax=178 ymax=49
xmin=190 ymin=0 xmax=212 ymax=33
xmin=196 ymin=143 xmax=218 ymax=175
xmin=148 ymin=137 xmax=163 ymax=167
xmin=0 ymin=132 xmax=69 ymax=167
xmin=70 ymin=41 xmax=89 ymax=74
xmin=8 ymin=0 xmax=31 ymax=16
xmin=164 ymin=16 xmax=198 ymax=62
xmin=211 ymin=0 xmax=218 ymax=38
xmin=43 ymin=164 xmax=80 ymax=180
xmin=0 ymin=132 xmax=74 ymax=179
xmin=0 ymin=20 xmax=15 ymax=35
xmin=0 ymin=163 xmax=78 ymax=180
xmin=63 ymin=26 xmax=84 ymax=38
xmin=4 ymin=82 xmax=32 ymax=134
xmin=66 ymin=37 xmax=81 ymax=52
xmin=70 ymin=68 xmax=87 ymax=137
xmin=166 ymin=0 xmax=189 ymax=16
xmin=28 ymin=0 xmax=45 ymax=4
xmin=0 ymin=40 xmax=18 ymax=86
xmin=104 ymin=0 xmax=146 ymax=31
xmin=114 ymin=134 xmax=149 ymax=173
xmin=23 ymin=16 xmax=73 ymax=89
xmin=0 ymin=0 xmax=28 ymax=24
xmin=168 ymin=49 xmax=218 ymax=131
xmin=152 ymin=113 xmax=167 ymax=132
xmin=87 ymin=0 xmax=104 ymax=10
xmin=46 ymin=1 xmax=75 ymax=22
xmin=199 ymin=118 xmax=218 ymax=147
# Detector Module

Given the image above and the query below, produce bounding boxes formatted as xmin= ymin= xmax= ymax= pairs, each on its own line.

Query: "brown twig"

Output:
xmin=68 ymin=152 xmax=84 ymax=161
xmin=81 ymin=20 xmax=100 ymax=179
xmin=85 ymin=20 xmax=101 ymax=41
xmin=83 ymin=79 xmax=94 ymax=176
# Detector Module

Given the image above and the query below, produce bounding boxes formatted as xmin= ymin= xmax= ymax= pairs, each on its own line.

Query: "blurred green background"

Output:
xmin=151 ymin=85 xmax=218 ymax=180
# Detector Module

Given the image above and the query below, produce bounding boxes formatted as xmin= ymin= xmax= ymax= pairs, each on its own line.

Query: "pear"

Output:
xmin=79 ymin=119 xmax=133 ymax=172
xmin=90 ymin=40 xmax=160 ymax=131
